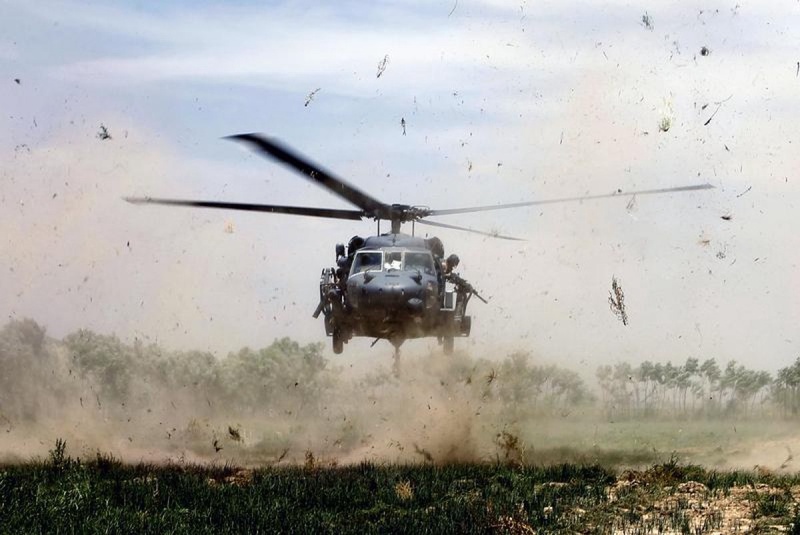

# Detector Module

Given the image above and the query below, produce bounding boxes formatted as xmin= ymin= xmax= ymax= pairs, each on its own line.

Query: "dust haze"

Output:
xmin=2 ymin=318 xmax=799 ymax=472
xmin=4 ymin=0 xmax=800 ymax=475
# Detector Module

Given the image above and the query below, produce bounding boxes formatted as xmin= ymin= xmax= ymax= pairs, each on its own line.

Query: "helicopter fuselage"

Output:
xmin=317 ymin=233 xmax=475 ymax=354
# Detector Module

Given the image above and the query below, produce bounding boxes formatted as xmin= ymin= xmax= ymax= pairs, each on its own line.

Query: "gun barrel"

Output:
xmin=448 ymin=273 xmax=487 ymax=304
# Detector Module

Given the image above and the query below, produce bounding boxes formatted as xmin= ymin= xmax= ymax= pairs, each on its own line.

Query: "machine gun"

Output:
xmin=446 ymin=272 xmax=488 ymax=304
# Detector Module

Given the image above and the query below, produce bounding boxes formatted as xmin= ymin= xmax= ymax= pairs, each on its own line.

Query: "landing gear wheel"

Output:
xmin=443 ymin=336 xmax=454 ymax=355
xmin=332 ymin=330 xmax=344 ymax=354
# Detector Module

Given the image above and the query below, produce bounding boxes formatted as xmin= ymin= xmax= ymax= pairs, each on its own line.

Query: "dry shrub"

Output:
xmin=394 ymin=480 xmax=413 ymax=501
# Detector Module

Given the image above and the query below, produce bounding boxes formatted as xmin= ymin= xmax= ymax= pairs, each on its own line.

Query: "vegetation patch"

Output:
xmin=2 ymin=447 xmax=800 ymax=533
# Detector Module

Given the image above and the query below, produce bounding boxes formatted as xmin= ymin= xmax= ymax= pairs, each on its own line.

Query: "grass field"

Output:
xmin=2 ymin=442 xmax=800 ymax=534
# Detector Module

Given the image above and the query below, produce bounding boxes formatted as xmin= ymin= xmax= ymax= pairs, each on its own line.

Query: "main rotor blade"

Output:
xmin=124 ymin=197 xmax=366 ymax=220
xmin=427 ymin=183 xmax=714 ymax=216
xmin=226 ymin=133 xmax=391 ymax=219
xmin=416 ymin=219 xmax=525 ymax=241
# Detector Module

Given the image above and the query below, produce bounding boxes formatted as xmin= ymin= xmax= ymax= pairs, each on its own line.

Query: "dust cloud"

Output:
xmin=1 ymin=318 xmax=798 ymax=472
xmin=0 ymin=318 xmax=530 ymax=466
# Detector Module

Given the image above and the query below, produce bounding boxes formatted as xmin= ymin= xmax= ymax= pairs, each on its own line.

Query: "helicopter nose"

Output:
xmin=351 ymin=274 xmax=426 ymax=313
xmin=379 ymin=284 xmax=407 ymax=304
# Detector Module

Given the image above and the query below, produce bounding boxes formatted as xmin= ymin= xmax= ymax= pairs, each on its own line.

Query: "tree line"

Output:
xmin=1 ymin=318 xmax=800 ymax=425
xmin=596 ymin=356 xmax=800 ymax=419
xmin=0 ymin=318 xmax=334 ymax=426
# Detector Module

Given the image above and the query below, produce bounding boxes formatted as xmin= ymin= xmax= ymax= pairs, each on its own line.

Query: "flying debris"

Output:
xmin=641 ymin=12 xmax=654 ymax=30
xmin=304 ymin=88 xmax=321 ymax=107
xmin=376 ymin=55 xmax=389 ymax=78
xmin=609 ymin=276 xmax=628 ymax=326
xmin=96 ymin=124 xmax=112 ymax=140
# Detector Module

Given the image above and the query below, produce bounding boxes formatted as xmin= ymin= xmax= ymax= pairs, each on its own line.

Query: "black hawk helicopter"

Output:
xmin=127 ymin=133 xmax=712 ymax=360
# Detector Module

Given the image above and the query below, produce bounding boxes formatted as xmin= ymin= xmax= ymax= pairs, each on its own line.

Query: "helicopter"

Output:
xmin=126 ymin=133 xmax=712 ymax=361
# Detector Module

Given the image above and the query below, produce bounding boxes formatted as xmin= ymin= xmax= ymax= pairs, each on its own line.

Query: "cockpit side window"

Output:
xmin=351 ymin=251 xmax=383 ymax=274
xmin=404 ymin=252 xmax=435 ymax=275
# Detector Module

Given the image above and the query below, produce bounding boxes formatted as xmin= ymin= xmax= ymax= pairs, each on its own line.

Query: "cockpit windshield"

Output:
xmin=384 ymin=251 xmax=402 ymax=271
xmin=351 ymin=251 xmax=383 ymax=274
xmin=404 ymin=252 xmax=435 ymax=275
xmin=351 ymin=250 xmax=435 ymax=275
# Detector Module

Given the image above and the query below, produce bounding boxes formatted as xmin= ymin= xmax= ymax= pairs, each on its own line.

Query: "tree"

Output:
xmin=0 ymin=319 xmax=51 ymax=421
xmin=700 ymin=358 xmax=721 ymax=414
xmin=775 ymin=358 xmax=800 ymax=416
xmin=64 ymin=329 xmax=134 ymax=402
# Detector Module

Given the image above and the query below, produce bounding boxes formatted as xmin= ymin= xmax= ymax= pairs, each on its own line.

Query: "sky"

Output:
xmin=1 ymin=0 xmax=799 ymax=373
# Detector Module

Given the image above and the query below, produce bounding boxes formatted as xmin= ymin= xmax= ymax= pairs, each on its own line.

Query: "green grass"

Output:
xmin=2 ymin=447 xmax=800 ymax=533
xmin=0 ymin=456 xmax=613 ymax=533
